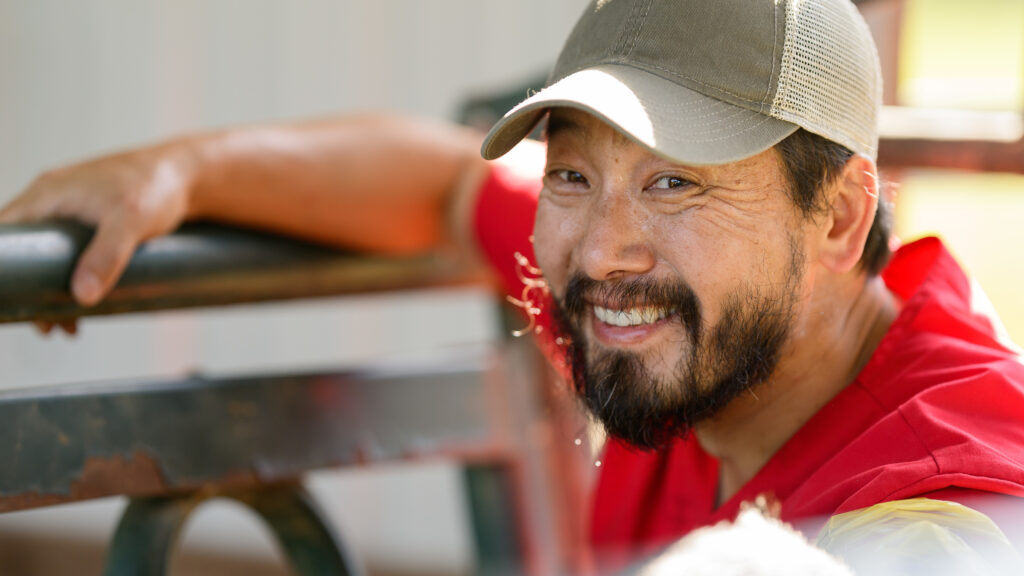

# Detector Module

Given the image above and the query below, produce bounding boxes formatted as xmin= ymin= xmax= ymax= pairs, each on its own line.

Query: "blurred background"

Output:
xmin=0 ymin=0 xmax=1021 ymax=575
xmin=890 ymin=0 xmax=1024 ymax=344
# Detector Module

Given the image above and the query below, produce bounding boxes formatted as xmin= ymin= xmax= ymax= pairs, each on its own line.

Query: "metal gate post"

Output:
xmin=464 ymin=465 xmax=524 ymax=576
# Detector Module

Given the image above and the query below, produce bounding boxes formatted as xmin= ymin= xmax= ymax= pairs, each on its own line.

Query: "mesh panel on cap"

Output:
xmin=770 ymin=0 xmax=881 ymax=159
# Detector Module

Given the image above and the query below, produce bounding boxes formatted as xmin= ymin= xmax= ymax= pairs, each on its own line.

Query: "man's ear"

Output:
xmin=818 ymin=154 xmax=879 ymax=274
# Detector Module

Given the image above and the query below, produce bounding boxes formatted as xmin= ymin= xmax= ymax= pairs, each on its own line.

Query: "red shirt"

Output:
xmin=472 ymin=162 xmax=1024 ymax=564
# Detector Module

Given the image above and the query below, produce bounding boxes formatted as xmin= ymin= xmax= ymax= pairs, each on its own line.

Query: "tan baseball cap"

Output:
xmin=481 ymin=0 xmax=882 ymax=165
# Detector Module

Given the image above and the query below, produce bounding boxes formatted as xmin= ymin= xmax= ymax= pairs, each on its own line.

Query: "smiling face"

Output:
xmin=535 ymin=109 xmax=817 ymax=449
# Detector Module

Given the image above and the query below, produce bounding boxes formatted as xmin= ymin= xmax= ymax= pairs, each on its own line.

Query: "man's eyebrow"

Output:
xmin=544 ymin=114 xmax=587 ymax=141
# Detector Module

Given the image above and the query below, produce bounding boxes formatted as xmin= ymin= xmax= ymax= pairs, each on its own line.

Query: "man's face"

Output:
xmin=533 ymin=109 xmax=813 ymax=449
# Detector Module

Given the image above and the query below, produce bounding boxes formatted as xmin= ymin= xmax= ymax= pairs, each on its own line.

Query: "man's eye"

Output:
xmin=650 ymin=176 xmax=691 ymax=190
xmin=555 ymin=170 xmax=587 ymax=184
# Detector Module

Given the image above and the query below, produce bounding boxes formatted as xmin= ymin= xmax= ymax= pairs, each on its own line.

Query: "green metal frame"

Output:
xmin=104 ymin=483 xmax=357 ymax=576
xmin=464 ymin=465 xmax=525 ymax=576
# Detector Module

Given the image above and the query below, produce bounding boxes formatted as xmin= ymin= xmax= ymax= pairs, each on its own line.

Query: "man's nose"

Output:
xmin=578 ymin=192 xmax=656 ymax=281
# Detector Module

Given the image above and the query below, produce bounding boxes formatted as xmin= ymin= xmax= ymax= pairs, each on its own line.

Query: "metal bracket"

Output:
xmin=103 ymin=482 xmax=359 ymax=576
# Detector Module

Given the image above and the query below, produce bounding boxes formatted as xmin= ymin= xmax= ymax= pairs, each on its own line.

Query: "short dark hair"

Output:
xmin=775 ymin=129 xmax=892 ymax=276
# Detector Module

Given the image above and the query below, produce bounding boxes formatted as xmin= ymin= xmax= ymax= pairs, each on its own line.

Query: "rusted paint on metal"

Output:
xmin=0 ymin=450 xmax=267 ymax=514
xmin=0 ymin=352 xmax=515 ymax=514
xmin=0 ymin=451 xmax=166 ymax=512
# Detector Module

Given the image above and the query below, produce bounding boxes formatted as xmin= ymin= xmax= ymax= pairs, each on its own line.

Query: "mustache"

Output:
xmin=560 ymin=273 xmax=703 ymax=345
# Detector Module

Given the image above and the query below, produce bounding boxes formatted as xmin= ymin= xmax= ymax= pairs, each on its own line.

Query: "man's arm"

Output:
xmin=0 ymin=114 xmax=492 ymax=307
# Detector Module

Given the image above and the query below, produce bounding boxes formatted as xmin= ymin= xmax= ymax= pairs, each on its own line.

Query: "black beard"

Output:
xmin=551 ymin=244 xmax=803 ymax=451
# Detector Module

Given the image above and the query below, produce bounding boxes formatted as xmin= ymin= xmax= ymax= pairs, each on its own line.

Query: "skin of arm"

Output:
xmin=0 ymin=114 xmax=494 ymax=309
xmin=188 ymin=114 xmax=490 ymax=254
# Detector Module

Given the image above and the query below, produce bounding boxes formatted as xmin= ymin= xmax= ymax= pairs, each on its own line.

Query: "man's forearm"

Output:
xmin=184 ymin=113 xmax=490 ymax=254
xmin=0 ymin=113 xmax=492 ymax=306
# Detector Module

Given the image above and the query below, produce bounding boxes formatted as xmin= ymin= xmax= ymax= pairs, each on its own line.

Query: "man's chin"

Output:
xmin=574 ymin=350 xmax=692 ymax=451
xmin=595 ymin=410 xmax=692 ymax=452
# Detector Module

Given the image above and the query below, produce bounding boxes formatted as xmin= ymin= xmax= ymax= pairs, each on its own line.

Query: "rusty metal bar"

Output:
xmin=873 ymin=106 xmax=1024 ymax=173
xmin=0 ymin=351 xmax=520 ymax=514
xmin=0 ymin=222 xmax=473 ymax=324
xmin=878 ymin=136 xmax=1024 ymax=174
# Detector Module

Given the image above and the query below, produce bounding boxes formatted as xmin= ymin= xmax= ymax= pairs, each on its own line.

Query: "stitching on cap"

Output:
xmin=624 ymin=0 xmax=653 ymax=58
xmin=640 ymin=99 xmax=769 ymax=136
xmin=760 ymin=0 xmax=780 ymax=112
xmin=655 ymin=114 xmax=778 ymax=144
xmin=613 ymin=1 xmax=645 ymax=55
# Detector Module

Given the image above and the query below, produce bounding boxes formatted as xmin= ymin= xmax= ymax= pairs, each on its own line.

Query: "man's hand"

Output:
xmin=0 ymin=143 xmax=195 ymax=307
xmin=0 ymin=115 xmax=493 ymax=336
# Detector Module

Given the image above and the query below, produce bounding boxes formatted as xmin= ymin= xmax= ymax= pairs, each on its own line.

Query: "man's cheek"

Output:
xmin=531 ymin=217 xmax=563 ymax=285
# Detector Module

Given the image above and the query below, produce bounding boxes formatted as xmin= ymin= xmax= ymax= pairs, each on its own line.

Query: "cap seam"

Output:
xmin=612 ymin=0 xmax=645 ymax=56
xmin=759 ymin=0 xmax=781 ymax=113
xmin=652 ymin=115 xmax=784 ymax=145
xmin=624 ymin=0 xmax=654 ymax=59
xmin=638 ymin=96 xmax=751 ymax=119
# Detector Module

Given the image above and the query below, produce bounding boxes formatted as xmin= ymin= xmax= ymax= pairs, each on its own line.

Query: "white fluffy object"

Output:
xmin=635 ymin=507 xmax=853 ymax=576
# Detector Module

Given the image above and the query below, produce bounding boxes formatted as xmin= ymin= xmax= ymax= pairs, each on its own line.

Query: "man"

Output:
xmin=3 ymin=0 xmax=1024 ymax=572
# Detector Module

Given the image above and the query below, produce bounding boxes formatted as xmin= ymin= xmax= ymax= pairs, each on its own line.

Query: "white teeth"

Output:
xmin=594 ymin=305 xmax=670 ymax=327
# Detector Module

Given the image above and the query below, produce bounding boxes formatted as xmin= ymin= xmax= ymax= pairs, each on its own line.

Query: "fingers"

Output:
xmin=0 ymin=196 xmax=30 ymax=223
xmin=0 ymin=175 xmax=66 ymax=224
xmin=72 ymin=221 xmax=139 ymax=306
xmin=33 ymin=320 xmax=78 ymax=337
xmin=3 ymin=174 xmax=143 ymax=308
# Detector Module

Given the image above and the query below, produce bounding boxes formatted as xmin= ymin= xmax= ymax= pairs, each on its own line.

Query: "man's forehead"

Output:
xmin=545 ymin=108 xmax=646 ymax=152
xmin=545 ymin=109 xmax=598 ymax=141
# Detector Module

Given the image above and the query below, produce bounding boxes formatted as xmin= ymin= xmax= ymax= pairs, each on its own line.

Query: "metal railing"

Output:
xmin=877 ymin=107 xmax=1024 ymax=175
xmin=0 ymin=225 xmax=538 ymax=576
xmin=0 ymin=222 xmax=474 ymax=324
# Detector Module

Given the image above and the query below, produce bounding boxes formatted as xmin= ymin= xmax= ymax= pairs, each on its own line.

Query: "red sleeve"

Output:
xmin=472 ymin=161 xmax=543 ymax=300
xmin=472 ymin=162 xmax=570 ymax=377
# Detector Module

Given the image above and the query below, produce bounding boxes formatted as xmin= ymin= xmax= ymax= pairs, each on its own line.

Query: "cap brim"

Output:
xmin=481 ymin=64 xmax=798 ymax=166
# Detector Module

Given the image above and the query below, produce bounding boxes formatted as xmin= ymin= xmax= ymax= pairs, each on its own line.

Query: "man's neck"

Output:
xmin=694 ymin=274 xmax=902 ymax=506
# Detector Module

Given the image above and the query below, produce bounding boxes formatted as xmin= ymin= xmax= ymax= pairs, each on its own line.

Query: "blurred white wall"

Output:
xmin=0 ymin=0 xmax=587 ymax=185
xmin=0 ymin=1 xmax=589 ymax=574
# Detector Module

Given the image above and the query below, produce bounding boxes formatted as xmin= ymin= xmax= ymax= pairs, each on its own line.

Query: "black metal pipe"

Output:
xmin=0 ymin=222 xmax=468 ymax=323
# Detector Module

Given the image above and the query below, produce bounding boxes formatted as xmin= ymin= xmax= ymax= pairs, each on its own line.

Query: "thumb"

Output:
xmin=71 ymin=222 xmax=139 ymax=307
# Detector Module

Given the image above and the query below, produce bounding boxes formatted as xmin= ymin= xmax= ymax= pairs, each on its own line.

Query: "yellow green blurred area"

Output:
xmin=900 ymin=0 xmax=1022 ymax=110
xmin=895 ymin=0 xmax=1024 ymax=342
